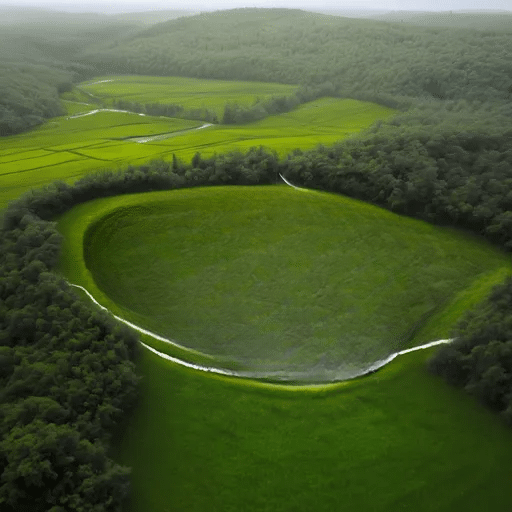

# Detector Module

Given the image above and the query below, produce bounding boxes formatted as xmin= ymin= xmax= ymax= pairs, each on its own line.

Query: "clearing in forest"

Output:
xmin=58 ymin=185 xmax=511 ymax=381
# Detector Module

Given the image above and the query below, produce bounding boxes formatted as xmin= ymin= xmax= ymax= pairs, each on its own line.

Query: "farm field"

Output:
xmin=0 ymin=82 xmax=395 ymax=209
xmin=79 ymin=75 xmax=299 ymax=116
xmin=57 ymin=186 xmax=512 ymax=380
xmin=0 ymin=110 xmax=203 ymax=208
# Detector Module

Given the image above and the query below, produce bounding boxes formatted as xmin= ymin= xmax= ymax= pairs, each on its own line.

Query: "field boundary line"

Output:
xmin=69 ymin=282 xmax=453 ymax=384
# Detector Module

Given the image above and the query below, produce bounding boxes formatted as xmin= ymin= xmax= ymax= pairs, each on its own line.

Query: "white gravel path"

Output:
xmin=67 ymin=108 xmax=147 ymax=119
xmin=83 ymin=79 xmax=115 ymax=86
xmin=279 ymin=173 xmax=307 ymax=190
xmin=131 ymin=123 xmax=213 ymax=143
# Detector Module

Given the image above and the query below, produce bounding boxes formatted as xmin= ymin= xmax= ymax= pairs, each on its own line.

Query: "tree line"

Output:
xmin=3 ymin=8 xmax=512 ymax=138
xmin=0 ymin=213 xmax=140 ymax=510
xmin=110 ymin=83 xmax=332 ymax=126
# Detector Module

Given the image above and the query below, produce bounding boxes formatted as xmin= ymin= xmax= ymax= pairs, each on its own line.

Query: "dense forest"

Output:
xmin=369 ymin=10 xmax=512 ymax=32
xmin=0 ymin=206 xmax=140 ymax=510
xmin=81 ymin=9 xmax=512 ymax=106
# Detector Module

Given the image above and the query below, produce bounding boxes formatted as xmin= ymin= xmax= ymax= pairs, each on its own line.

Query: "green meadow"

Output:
xmin=0 ymin=81 xmax=395 ymax=209
xmin=56 ymin=184 xmax=512 ymax=510
xmin=80 ymin=75 xmax=298 ymax=116
xmin=0 ymin=110 xmax=202 ymax=207
xmin=110 ymin=347 xmax=512 ymax=512
xmin=57 ymin=186 xmax=511 ymax=380
xmin=152 ymin=97 xmax=393 ymax=156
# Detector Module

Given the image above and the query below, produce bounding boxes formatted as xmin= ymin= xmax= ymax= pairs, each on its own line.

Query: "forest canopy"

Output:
xmin=1 ymin=8 xmax=512 ymax=136
xmin=81 ymin=8 xmax=512 ymax=105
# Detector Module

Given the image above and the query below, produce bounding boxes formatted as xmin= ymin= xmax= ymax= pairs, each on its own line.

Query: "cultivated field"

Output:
xmin=0 ymin=77 xmax=395 ymax=208
xmin=79 ymin=75 xmax=299 ymax=116
xmin=0 ymin=110 xmax=202 ymax=207
xmin=57 ymin=186 xmax=511 ymax=380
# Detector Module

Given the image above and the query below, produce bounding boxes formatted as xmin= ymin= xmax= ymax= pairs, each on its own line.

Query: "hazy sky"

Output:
xmin=1 ymin=0 xmax=511 ymax=13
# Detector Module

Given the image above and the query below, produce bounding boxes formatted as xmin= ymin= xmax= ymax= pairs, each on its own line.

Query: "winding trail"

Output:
xmin=66 ymin=107 xmax=213 ymax=143
xmin=279 ymin=173 xmax=306 ymax=191
xmin=84 ymin=79 xmax=115 ymax=86
xmin=69 ymin=283 xmax=452 ymax=384
xmin=129 ymin=123 xmax=213 ymax=143
xmin=67 ymin=108 xmax=147 ymax=120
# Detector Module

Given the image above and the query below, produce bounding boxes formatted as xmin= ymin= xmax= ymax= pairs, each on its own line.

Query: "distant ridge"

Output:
xmin=81 ymin=7 xmax=512 ymax=103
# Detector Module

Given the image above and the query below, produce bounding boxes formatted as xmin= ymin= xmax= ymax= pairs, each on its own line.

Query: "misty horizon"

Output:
xmin=0 ymin=1 xmax=511 ymax=15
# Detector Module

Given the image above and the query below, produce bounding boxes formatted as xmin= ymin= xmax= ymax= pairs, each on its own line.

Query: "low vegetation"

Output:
xmin=80 ymin=74 xmax=299 ymax=123
xmin=113 ymin=347 xmax=512 ymax=512
xmin=0 ymin=91 xmax=395 ymax=208
xmin=70 ymin=186 xmax=510 ymax=379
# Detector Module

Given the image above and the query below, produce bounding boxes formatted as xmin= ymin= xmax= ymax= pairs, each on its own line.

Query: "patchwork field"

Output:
xmin=0 ymin=110 xmax=202 ymax=207
xmin=79 ymin=75 xmax=298 ymax=116
xmin=57 ymin=186 xmax=511 ymax=381
xmin=0 ymin=78 xmax=395 ymax=209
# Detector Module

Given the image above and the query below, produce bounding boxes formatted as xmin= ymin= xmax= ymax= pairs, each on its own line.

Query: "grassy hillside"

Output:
xmin=113 ymin=342 xmax=512 ymax=512
xmin=81 ymin=8 xmax=512 ymax=104
xmin=56 ymin=186 xmax=511 ymax=380
xmin=2 ymin=8 xmax=512 ymax=512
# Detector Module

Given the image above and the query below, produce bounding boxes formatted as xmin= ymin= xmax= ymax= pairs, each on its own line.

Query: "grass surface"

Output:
xmin=0 ymin=84 xmax=395 ymax=209
xmin=80 ymin=75 xmax=298 ymax=116
xmin=0 ymin=110 xmax=202 ymax=207
xmin=57 ymin=185 xmax=511 ymax=380
xmin=111 ymin=346 xmax=512 ymax=512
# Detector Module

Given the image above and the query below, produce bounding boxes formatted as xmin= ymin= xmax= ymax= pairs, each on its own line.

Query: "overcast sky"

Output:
xmin=1 ymin=0 xmax=511 ymax=13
